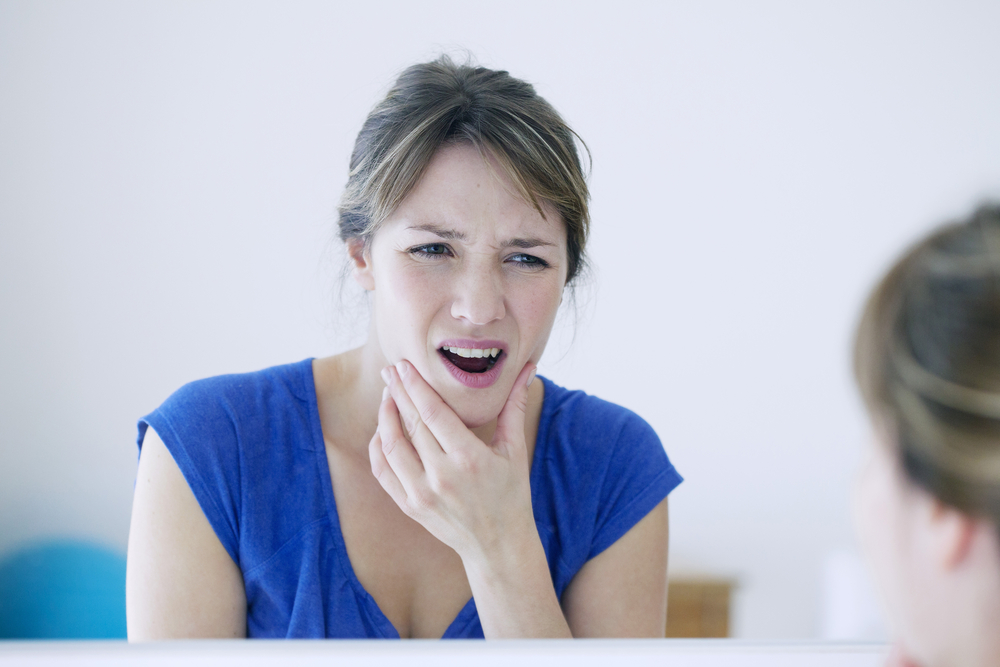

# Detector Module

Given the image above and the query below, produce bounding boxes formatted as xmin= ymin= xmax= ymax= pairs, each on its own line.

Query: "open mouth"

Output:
xmin=438 ymin=345 xmax=504 ymax=374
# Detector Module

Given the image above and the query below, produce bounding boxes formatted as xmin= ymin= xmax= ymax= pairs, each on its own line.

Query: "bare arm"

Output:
xmin=561 ymin=498 xmax=670 ymax=637
xmin=126 ymin=427 xmax=247 ymax=639
xmin=454 ymin=497 xmax=669 ymax=638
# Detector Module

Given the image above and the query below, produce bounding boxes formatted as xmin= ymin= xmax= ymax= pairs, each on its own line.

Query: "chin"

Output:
xmin=440 ymin=389 xmax=504 ymax=430
xmin=457 ymin=410 xmax=501 ymax=430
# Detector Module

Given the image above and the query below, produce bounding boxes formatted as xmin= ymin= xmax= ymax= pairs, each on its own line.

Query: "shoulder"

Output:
xmin=135 ymin=359 xmax=323 ymax=565
xmin=534 ymin=375 xmax=676 ymax=492
xmin=137 ymin=357 xmax=320 ymax=480
xmin=532 ymin=376 xmax=681 ymax=579
xmin=157 ymin=358 xmax=315 ymax=417
xmin=144 ymin=359 xmax=315 ymax=440
xmin=537 ymin=376 xmax=660 ymax=448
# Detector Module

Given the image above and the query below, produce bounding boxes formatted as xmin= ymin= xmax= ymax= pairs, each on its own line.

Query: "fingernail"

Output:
xmin=395 ymin=360 xmax=407 ymax=376
xmin=381 ymin=386 xmax=389 ymax=401
xmin=380 ymin=367 xmax=391 ymax=384
xmin=527 ymin=368 xmax=537 ymax=387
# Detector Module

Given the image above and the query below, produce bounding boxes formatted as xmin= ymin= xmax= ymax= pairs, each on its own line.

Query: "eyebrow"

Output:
xmin=408 ymin=224 xmax=466 ymax=241
xmin=407 ymin=223 xmax=557 ymax=249
xmin=503 ymin=237 xmax=557 ymax=249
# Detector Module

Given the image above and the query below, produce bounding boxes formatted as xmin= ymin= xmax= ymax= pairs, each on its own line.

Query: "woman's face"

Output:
xmin=357 ymin=143 xmax=568 ymax=427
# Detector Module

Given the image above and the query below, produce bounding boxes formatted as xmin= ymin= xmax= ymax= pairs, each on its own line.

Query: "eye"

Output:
xmin=409 ymin=243 xmax=452 ymax=259
xmin=506 ymin=253 xmax=549 ymax=269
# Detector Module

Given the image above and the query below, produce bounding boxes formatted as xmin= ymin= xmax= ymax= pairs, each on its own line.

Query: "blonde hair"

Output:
xmin=337 ymin=56 xmax=590 ymax=284
xmin=854 ymin=204 xmax=1000 ymax=532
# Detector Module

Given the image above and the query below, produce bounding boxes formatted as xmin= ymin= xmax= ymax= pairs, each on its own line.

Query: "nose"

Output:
xmin=450 ymin=263 xmax=505 ymax=325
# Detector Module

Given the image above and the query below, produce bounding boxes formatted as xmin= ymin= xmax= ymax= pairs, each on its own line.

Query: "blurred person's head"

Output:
xmin=854 ymin=204 xmax=1000 ymax=667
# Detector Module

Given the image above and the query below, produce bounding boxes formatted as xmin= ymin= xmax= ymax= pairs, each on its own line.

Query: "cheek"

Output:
xmin=511 ymin=282 xmax=563 ymax=356
xmin=377 ymin=266 xmax=433 ymax=307
xmin=372 ymin=265 xmax=443 ymax=355
xmin=855 ymin=456 xmax=893 ymax=571
xmin=854 ymin=447 xmax=919 ymax=637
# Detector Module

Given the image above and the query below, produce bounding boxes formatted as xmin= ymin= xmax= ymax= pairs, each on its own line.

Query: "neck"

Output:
xmin=964 ymin=571 xmax=1000 ymax=667
xmin=946 ymin=617 xmax=1000 ymax=667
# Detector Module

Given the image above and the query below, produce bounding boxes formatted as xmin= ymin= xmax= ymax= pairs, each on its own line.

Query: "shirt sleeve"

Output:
xmin=588 ymin=412 xmax=682 ymax=560
xmin=136 ymin=377 xmax=243 ymax=565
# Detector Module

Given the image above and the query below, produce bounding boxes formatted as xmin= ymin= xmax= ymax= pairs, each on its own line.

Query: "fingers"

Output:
xmin=385 ymin=361 xmax=465 ymax=455
xmin=368 ymin=430 xmax=408 ymax=507
xmin=382 ymin=365 xmax=444 ymax=461
xmin=376 ymin=387 xmax=426 ymax=488
xmin=494 ymin=362 xmax=536 ymax=447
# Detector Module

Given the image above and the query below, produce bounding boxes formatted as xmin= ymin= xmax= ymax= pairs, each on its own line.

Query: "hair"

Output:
xmin=854 ymin=203 xmax=1000 ymax=536
xmin=337 ymin=55 xmax=590 ymax=285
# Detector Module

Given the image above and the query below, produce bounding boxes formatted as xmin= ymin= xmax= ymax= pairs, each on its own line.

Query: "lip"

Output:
xmin=436 ymin=338 xmax=508 ymax=389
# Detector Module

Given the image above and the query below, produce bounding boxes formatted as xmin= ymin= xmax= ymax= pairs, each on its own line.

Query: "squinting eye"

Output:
xmin=410 ymin=244 xmax=450 ymax=257
xmin=508 ymin=253 xmax=549 ymax=268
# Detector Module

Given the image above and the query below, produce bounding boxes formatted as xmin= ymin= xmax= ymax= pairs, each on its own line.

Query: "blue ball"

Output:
xmin=0 ymin=540 xmax=127 ymax=639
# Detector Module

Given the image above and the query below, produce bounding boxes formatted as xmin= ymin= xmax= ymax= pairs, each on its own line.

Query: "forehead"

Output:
xmin=383 ymin=143 xmax=565 ymax=242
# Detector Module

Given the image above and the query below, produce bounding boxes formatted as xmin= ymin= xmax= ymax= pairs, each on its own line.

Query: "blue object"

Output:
xmin=139 ymin=358 xmax=682 ymax=638
xmin=0 ymin=540 xmax=127 ymax=639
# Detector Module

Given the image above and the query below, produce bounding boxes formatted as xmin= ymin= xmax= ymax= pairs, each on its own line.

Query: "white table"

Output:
xmin=0 ymin=640 xmax=888 ymax=666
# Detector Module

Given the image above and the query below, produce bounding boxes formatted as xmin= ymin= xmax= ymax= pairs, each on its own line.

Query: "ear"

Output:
xmin=346 ymin=237 xmax=375 ymax=291
xmin=927 ymin=497 xmax=977 ymax=570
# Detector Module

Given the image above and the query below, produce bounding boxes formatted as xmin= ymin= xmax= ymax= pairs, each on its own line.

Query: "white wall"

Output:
xmin=2 ymin=0 xmax=999 ymax=639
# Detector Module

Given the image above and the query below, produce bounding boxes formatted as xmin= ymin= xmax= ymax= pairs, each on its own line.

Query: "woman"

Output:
xmin=126 ymin=57 xmax=682 ymax=639
xmin=853 ymin=204 xmax=1000 ymax=666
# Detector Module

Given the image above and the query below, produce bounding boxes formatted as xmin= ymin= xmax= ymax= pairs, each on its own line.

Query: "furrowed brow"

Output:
xmin=407 ymin=224 xmax=466 ymax=241
xmin=503 ymin=237 xmax=558 ymax=249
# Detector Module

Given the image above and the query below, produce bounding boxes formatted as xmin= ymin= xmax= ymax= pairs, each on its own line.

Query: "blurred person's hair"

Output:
xmin=854 ymin=203 xmax=1000 ymax=537
xmin=337 ymin=55 xmax=590 ymax=285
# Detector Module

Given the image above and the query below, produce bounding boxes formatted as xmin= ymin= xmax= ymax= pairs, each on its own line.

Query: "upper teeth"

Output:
xmin=445 ymin=346 xmax=501 ymax=359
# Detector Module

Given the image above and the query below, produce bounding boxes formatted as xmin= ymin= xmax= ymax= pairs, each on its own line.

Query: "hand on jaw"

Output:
xmin=368 ymin=359 xmax=538 ymax=564
xmin=369 ymin=358 xmax=571 ymax=638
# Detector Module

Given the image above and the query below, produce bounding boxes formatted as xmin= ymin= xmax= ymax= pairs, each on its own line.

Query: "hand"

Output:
xmin=368 ymin=359 xmax=538 ymax=562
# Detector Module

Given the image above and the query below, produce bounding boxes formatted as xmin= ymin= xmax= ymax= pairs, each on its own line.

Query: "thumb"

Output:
xmin=494 ymin=362 xmax=536 ymax=448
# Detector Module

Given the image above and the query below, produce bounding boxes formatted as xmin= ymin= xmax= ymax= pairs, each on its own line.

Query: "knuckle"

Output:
xmin=428 ymin=472 xmax=454 ymax=496
xmin=409 ymin=487 xmax=436 ymax=512
xmin=402 ymin=415 xmax=420 ymax=440
xmin=419 ymin=402 xmax=441 ymax=427
xmin=381 ymin=434 xmax=398 ymax=456
xmin=451 ymin=449 xmax=479 ymax=475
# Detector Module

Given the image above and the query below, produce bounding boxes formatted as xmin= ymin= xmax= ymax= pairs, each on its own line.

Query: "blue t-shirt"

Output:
xmin=136 ymin=359 xmax=682 ymax=638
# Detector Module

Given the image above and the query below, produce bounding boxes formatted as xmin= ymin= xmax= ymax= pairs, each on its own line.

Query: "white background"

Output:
xmin=2 ymin=0 xmax=999 ymax=639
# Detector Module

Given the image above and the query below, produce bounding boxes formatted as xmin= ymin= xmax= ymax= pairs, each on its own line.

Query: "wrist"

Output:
xmin=459 ymin=523 xmax=570 ymax=638
xmin=460 ymin=521 xmax=546 ymax=591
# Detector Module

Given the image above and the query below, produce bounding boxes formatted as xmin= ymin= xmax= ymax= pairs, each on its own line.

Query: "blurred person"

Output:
xmin=854 ymin=204 xmax=1000 ymax=666
xmin=125 ymin=57 xmax=682 ymax=640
